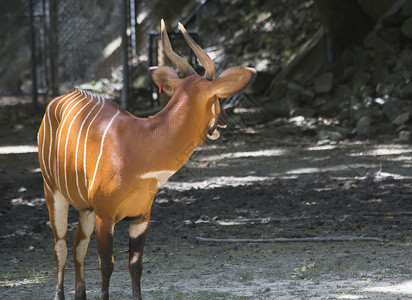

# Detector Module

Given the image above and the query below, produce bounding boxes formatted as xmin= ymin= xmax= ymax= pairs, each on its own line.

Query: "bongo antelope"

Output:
xmin=38 ymin=20 xmax=256 ymax=300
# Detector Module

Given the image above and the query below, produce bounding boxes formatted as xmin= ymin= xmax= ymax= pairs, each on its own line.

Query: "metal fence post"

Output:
xmin=29 ymin=0 xmax=38 ymax=109
xmin=121 ymin=0 xmax=129 ymax=109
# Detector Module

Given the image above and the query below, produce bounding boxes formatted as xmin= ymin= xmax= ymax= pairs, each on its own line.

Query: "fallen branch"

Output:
xmin=216 ymin=215 xmax=311 ymax=225
xmin=196 ymin=236 xmax=383 ymax=243
xmin=364 ymin=212 xmax=412 ymax=216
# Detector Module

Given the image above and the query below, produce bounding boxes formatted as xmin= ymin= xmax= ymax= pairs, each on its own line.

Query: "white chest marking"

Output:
xmin=140 ymin=170 xmax=175 ymax=188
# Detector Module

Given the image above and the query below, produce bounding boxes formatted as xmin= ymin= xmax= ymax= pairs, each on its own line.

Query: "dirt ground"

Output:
xmin=0 ymin=103 xmax=411 ymax=300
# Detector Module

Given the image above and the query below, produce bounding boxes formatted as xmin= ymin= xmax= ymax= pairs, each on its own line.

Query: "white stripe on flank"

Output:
xmin=57 ymin=90 xmax=80 ymax=121
xmin=51 ymin=94 xmax=72 ymax=178
xmin=56 ymin=91 xmax=82 ymax=191
xmin=75 ymin=99 xmax=101 ymax=202
xmin=89 ymin=109 xmax=120 ymax=191
xmin=40 ymin=95 xmax=64 ymax=185
xmin=63 ymin=91 xmax=91 ymax=202
xmin=83 ymin=100 xmax=106 ymax=190
xmin=58 ymin=92 xmax=88 ymax=199
xmin=43 ymin=178 xmax=52 ymax=192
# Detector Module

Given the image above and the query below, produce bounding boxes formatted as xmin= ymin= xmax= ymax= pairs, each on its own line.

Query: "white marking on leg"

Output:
xmin=130 ymin=252 xmax=140 ymax=265
xmin=75 ymin=210 xmax=94 ymax=281
xmin=89 ymin=110 xmax=120 ymax=191
xmin=53 ymin=191 xmax=69 ymax=238
xmin=83 ymin=100 xmax=106 ymax=189
xmin=75 ymin=239 xmax=89 ymax=281
xmin=80 ymin=210 xmax=95 ymax=237
xmin=76 ymin=239 xmax=90 ymax=263
xmin=55 ymin=239 xmax=68 ymax=284
xmin=129 ymin=221 xmax=149 ymax=239
xmin=140 ymin=171 xmax=175 ymax=188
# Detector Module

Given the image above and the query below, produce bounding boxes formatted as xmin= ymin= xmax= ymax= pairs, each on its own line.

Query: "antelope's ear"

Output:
xmin=211 ymin=67 xmax=256 ymax=98
xmin=149 ymin=66 xmax=182 ymax=96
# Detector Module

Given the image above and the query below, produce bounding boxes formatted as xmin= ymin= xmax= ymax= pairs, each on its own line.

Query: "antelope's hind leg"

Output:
xmin=95 ymin=215 xmax=115 ymax=300
xmin=73 ymin=209 xmax=95 ymax=300
xmin=46 ymin=190 xmax=69 ymax=300
xmin=129 ymin=219 xmax=150 ymax=300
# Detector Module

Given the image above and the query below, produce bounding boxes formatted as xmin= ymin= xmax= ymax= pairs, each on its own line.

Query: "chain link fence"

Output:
xmin=0 ymin=0 xmax=136 ymax=109
xmin=0 ymin=0 xmax=201 ymax=109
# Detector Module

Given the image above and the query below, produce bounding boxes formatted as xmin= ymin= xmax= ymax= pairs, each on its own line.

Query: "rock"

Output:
xmin=255 ymin=59 xmax=271 ymax=72
xmin=352 ymin=71 xmax=371 ymax=93
xmin=269 ymin=81 xmax=288 ymax=103
xmin=371 ymin=65 xmax=389 ymax=85
xmin=382 ymin=100 xmax=402 ymax=122
xmin=375 ymin=83 xmax=394 ymax=96
xmin=357 ymin=116 xmax=371 ymax=136
xmin=263 ymin=97 xmax=290 ymax=118
xmin=318 ymin=130 xmax=344 ymax=142
xmin=399 ymin=130 xmax=410 ymax=141
xmin=399 ymin=82 xmax=412 ymax=98
xmin=247 ymin=70 xmax=276 ymax=95
xmin=291 ymin=107 xmax=316 ymax=118
xmin=301 ymin=89 xmax=315 ymax=100
xmin=287 ymin=82 xmax=304 ymax=92
xmin=393 ymin=112 xmax=410 ymax=125
xmin=379 ymin=28 xmax=400 ymax=45
xmin=358 ymin=0 xmax=394 ymax=20
xmin=386 ymin=72 xmax=404 ymax=86
xmin=401 ymin=17 xmax=412 ymax=39
xmin=314 ymin=72 xmax=333 ymax=93
xmin=363 ymin=31 xmax=385 ymax=49
xmin=342 ymin=66 xmax=357 ymax=82
xmin=402 ymin=0 xmax=412 ymax=17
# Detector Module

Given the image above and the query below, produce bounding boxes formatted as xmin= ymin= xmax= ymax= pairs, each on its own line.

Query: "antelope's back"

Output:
xmin=38 ymin=88 xmax=121 ymax=208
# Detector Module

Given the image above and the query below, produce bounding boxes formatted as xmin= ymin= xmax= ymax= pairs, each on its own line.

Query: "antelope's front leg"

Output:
xmin=129 ymin=220 xmax=150 ymax=300
xmin=95 ymin=216 xmax=115 ymax=300
xmin=73 ymin=210 xmax=95 ymax=300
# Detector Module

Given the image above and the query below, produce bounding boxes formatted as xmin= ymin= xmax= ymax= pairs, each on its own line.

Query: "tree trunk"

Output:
xmin=314 ymin=0 xmax=375 ymax=53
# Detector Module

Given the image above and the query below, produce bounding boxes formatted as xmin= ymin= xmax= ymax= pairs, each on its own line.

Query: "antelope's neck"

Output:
xmin=142 ymin=90 xmax=205 ymax=170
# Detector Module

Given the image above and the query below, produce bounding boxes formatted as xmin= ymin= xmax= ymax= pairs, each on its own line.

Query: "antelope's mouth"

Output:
xmin=207 ymin=110 xmax=228 ymax=140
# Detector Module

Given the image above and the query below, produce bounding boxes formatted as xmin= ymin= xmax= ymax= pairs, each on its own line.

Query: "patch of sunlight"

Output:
xmin=0 ymin=145 xmax=38 ymax=154
xmin=386 ymin=155 xmax=412 ymax=162
xmin=0 ymin=277 xmax=44 ymax=287
xmin=103 ymin=36 xmax=122 ymax=59
xmin=350 ymin=147 xmax=411 ymax=157
xmin=307 ymin=145 xmax=338 ymax=151
xmin=216 ymin=220 xmax=246 ymax=226
xmin=11 ymin=197 xmax=45 ymax=207
xmin=286 ymin=167 xmax=320 ymax=174
xmin=336 ymin=294 xmax=364 ymax=299
xmin=136 ymin=9 xmax=149 ymax=24
xmin=204 ymin=149 xmax=286 ymax=161
xmin=165 ymin=175 xmax=272 ymax=191
xmin=365 ymin=280 xmax=412 ymax=295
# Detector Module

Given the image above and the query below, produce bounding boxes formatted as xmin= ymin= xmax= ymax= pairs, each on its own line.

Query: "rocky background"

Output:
xmin=2 ymin=0 xmax=412 ymax=143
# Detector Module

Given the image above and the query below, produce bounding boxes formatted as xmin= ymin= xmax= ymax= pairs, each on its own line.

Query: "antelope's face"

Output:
xmin=150 ymin=20 xmax=256 ymax=142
